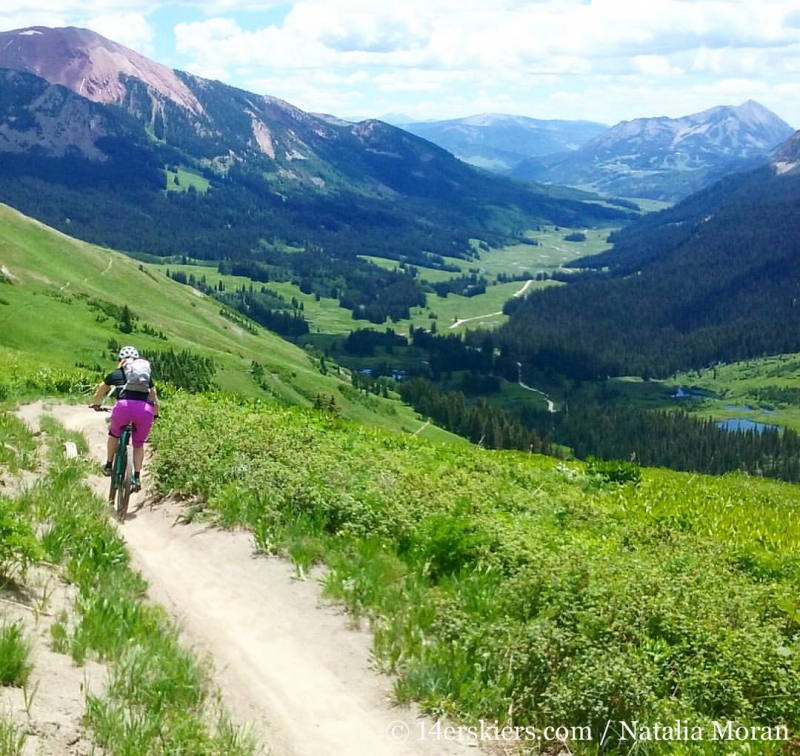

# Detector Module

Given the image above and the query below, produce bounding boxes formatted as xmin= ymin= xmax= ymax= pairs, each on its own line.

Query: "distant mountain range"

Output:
xmin=397 ymin=114 xmax=608 ymax=173
xmin=0 ymin=26 xmax=628 ymax=269
xmin=511 ymin=101 xmax=794 ymax=201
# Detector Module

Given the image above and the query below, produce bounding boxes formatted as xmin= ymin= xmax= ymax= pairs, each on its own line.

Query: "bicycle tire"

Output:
xmin=115 ymin=429 xmax=132 ymax=522
xmin=117 ymin=456 xmax=132 ymax=521
xmin=108 ymin=469 xmax=117 ymax=505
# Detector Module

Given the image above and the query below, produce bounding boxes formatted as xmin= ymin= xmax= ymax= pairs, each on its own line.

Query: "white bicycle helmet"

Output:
xmin=118 ymin=345 xmax=139 ymax=361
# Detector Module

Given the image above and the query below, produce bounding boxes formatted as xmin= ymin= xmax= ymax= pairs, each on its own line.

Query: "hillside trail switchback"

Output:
xmin=19 ymin=401 xmax=474 ymax=756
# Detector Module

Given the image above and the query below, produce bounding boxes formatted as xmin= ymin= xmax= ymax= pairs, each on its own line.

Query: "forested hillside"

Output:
xmin=0 ymin=27 xmax=631 ymax=267
xmin=495 ymin=163 xmax=800 ymax=378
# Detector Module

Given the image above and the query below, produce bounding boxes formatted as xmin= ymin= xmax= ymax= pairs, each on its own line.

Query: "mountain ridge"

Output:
xmin=773 ymin=129 xmax=800 ymax=174
xmin=0 ymin=25 xmax=628 ymax=233
xmin=400 ymin=113 xmax=608 ymax=173
xmin=0 ymin=24 xmax=631 ymax=331
xmin=511 ymin=101 xmax=794 ymax=201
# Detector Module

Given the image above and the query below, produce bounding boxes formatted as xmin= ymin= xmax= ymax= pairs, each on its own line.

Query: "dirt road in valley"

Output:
xmin=19 ymin=402 xmax=474 ymax=756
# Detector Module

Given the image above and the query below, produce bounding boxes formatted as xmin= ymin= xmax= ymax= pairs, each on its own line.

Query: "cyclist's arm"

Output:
xmin=90 ymin=381 xmax=111 ymax=407
xmin=149 ymin=385 xmax=160 ymax=417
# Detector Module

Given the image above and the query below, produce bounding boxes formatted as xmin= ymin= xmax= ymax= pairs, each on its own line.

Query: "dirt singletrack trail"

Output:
xmin=21 ymin=402 xmax=473 ymax=756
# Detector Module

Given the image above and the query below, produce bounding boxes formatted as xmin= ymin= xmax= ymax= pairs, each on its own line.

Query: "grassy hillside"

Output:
xmin=151 ymin=392 xmax=800 ymax=754
xmin=0 ymin=203 xmax=457 ymax=442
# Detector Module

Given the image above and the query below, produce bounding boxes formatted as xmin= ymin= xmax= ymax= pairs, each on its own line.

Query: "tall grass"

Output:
xmin=0 ymin=495 xmax=43 ymax=582
xmin=0 ymin=412 xmax=38 ymax=472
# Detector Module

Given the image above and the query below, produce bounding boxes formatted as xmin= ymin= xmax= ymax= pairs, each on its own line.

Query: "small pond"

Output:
xmin=718 ymin=418 xmax=779 ymax=433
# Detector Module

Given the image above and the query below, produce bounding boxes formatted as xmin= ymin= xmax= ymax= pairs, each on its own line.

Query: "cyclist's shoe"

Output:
xmin=132 ymin=473 xmax=142 ymax=492
xmin=102 ymin=461 xmax=113 ymax=477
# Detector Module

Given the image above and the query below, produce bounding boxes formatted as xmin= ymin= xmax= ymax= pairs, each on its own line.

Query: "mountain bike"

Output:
xmin=109 ymin=420 xmax=134 ymax=522
xmin=92 ymin=406 xmax=133 ymax=522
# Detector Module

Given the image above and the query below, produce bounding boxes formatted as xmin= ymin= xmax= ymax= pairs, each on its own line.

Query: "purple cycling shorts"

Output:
xmin=109 ymin=399 xmax=155 ymax=448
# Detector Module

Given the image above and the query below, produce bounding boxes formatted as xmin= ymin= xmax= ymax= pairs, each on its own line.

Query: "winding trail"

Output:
xmin=516 ymin=362 xmax=557 ymax=413
xmin=512 ymin=278 xmax=535 ymax=298
xmin=448 ymin=311 xmax=503 ymax=329
xmin=447 ymin=278 xmax=535 ymax=330
xmin=450 ymin=278 xmax=535 ymax=331
xmin=20 ymin=402 xmax=473 ymax=756
xmin=412 ymin=420 xmax=431 ymax=436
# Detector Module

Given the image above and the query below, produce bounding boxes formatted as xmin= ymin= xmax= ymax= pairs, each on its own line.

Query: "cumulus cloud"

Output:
xmin=168 ymin=0 xmax=800 ymax=73
xmin=86 ymin=12 xmax=154 ymax=52
xmin=2 ymin=0 xmax=799 ymax=123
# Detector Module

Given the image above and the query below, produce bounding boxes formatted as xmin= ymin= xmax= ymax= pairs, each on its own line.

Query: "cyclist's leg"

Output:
xmin=106 ymin=401 xmax=131 ymax=471
xmin=129 ymin=402 xmax=155 ymax=486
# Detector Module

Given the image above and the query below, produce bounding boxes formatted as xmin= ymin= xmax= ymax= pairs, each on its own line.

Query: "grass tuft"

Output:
xmin=0 ymin=622 xmax=33 ymax=687
xmin=0 ymin=717 xmax=26 ymax=755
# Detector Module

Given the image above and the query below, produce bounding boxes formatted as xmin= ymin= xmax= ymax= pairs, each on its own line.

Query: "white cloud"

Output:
xmin=86 ymin=12 xmax=154 ymax=53
xmin=1 ymin=0 xmax=799 ymax=124
xmin=0 ymin=1 xmax=159 ymax=18
xmin=166 ymin=1 xmax=800 ymax=73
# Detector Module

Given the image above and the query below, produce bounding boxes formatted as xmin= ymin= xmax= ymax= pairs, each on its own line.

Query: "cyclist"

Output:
xmin=90 ymin=345 xmax=160 ymax=492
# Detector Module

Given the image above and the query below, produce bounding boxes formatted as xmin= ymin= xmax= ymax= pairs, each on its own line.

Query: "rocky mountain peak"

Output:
xmin=772 ymin=130 xmax=800 ymax=175
xmin=0 ymin=25 xmax=203 ymax=114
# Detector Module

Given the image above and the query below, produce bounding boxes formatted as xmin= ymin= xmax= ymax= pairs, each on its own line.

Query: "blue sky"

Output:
xmin=1 ymin=1 xmax=798 ymax=127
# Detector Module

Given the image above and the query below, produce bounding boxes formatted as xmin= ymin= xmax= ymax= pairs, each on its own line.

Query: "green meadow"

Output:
xmin=164 ymin=165 xmax=211 ymax=194
xmin=157 ymin=221 xmax=607 ymax=340
xmin=671 ymin=356 xmax=800 ymax=432
xmin=549 ymin=359 xmax=800 ymax=434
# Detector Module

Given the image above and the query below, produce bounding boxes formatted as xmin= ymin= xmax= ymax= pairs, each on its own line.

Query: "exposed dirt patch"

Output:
xmin=0 ymin=566 xmax=106 ymax=756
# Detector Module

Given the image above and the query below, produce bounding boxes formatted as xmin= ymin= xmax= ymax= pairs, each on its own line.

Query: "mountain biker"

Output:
xmin=89 ymin=345 xmax=160 ymax=492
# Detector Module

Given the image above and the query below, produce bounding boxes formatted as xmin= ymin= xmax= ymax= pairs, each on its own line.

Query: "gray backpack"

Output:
xmin=123 ymin=358 xmax=152 ymax=393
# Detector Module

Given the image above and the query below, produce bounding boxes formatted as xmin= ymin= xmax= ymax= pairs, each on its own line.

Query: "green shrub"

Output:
xmin=0 ymin=623 xmax=32 ymax=687
xmin=586 ymin=455 xmax=642 ymax=485
xmin=0 ymin=496 xmax=43 ymax=577
xmin=149 ymin=394 xmax=800 ymax=752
